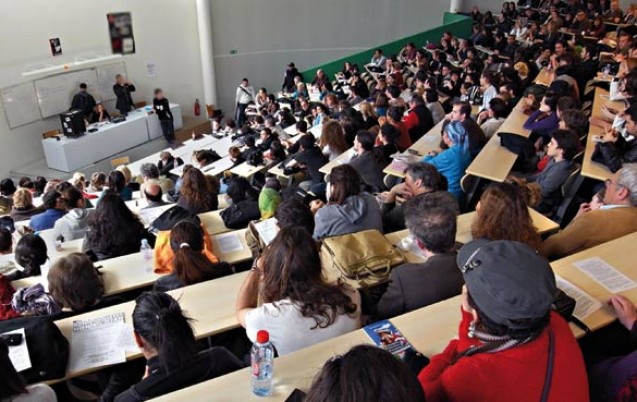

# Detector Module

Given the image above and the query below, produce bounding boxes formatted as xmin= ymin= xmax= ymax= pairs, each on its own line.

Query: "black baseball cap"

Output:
xmin=287 ymin=62 xmax=295 ymax=67
xmin=457 ymin=239 xmax=556 ymax=329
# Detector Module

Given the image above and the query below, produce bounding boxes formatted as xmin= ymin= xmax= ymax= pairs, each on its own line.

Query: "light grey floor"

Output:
xmin=9 ymin=137 xmax=171 ymax=181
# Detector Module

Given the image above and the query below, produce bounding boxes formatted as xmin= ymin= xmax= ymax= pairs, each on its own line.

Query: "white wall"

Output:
xmin=209 ymin=0 xmax=451 ymax=113
xmin=0 ymin=0 xmax=203 ymax=178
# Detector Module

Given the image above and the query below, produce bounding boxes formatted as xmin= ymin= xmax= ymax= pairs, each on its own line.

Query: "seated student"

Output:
xmin=293 ymin=134 xmax=328 ymax=191
xmin=319 ymin=121 xmax=349 ymax=161
xmin=587 ymin=294 xmax=637 ymax=400
xmin=221 ymin=177 xmax=260 ymax=229
xmin=349 ymin=130 xmax=386 ymax=193
xmin=593 ymin=102 xmax=637 ymax=173
xmin=0 ymin=339 xmax=57 ymax=402
xmin=472 ymin=183 xmax=542 ymax=250
xmin=426 ymin=89 xmax=446 ymax=126
xmin=377 ymin=123 xmax=400 ymax=165
xmin=114 ymin=292 xmax=245 ymax=402
xmin=88 ymin=172 xmax=107 ymax=193
xmin=236 ymin=227 xmax=361 ymax=356
xmin=157 ymin=151 xmax=184 ymax=177
xmin=0 ymin=179 xmax=16 ymax=215
xmin=404 ymin=93 xmax=434 ymax=143
xmin=228 ymin=146 xmax=245 ymax=167
xmin=423 ymin=122 xmax=471 ymax=200
xmin=6 ymin=234 xmax=48 ymax=281
xmin=10 ymin=188 xmax=43 ymax=222
xmin=29 ymin=190 xmax=66 ymax=231
xmin=386 ymin=106 xmax=412 ymax=151
xmin=192 ymin=149 xmax=221 ymax=169
xmin=83 ymin=193 xmax=151 ymax=261
xmin=176 ymin=168 xmax=219 ymax=214
xmin=52 ymin=186 xmax=94 ymax=242
xmin=89 ymin=103 xmax=111 ymax=124
xmin=142 ymin=184 xmax=170 ymax=210
xmin=418 ymin=239 xmax=589 ymax=402
xmin=375 ymin=197 xmax=463 ymax=320
xmin=311 ymin=164 xmax=383 ymax=240
xmin=47 ymin=253 xmax=123 ymax=318
xmin=445 ymin=101 xmax=486 ymax=158
xmin=523 ymin=91 xmax=559 ymax=148
xmin=101 ymin=170 xmax=133 ymax=202
xmin=275 ymin=198 xmax=315 ymax=234
xmin=381 ymin=163 xmax=455 ymax=233
xmin=305 ymin=345 xmax=426 ymax=402
xmin=153 ymin=221 xmax=231 ymax=292
xmin=525 ymin=129 xmax=579 ymax=214
xmin=480 ymin=97 xmax=509 ymax=139
xmin=541 ymin=164 xmax=637 ymax=259
xmin=139 ymin=163 xmax=174 ymax=196
xmin=258 ymin=178 xmax=282 ymax=219
xmin=0 ymin=228 xmax=12 ymax=255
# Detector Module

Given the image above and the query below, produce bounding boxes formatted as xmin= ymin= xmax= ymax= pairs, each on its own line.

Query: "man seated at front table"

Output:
xmin=373 ymin=193 xmax=464 ymax=320
xmin=541 ymin=164 xmax=637 ymax=260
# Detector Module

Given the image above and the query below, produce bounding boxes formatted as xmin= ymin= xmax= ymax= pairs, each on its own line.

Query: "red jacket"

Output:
xmin=418 ymin=309 xmax=589 ymax=402
xmin=392 ymin=121 xmax=412 ymax=152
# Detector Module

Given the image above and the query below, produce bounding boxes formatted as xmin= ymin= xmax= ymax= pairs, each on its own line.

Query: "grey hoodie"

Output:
xmin=313 ymin=193 xmax=383 ymax=240
xmin=52 ymin=208 xmax=95 ymax=242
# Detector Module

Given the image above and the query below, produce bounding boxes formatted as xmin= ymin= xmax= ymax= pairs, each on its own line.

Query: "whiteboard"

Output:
xmin=0 ymin=82 xmax=42 ymax=128
xmin=97 ymin=62 xmax=127 ymax=101
xmin=35 ymin=69 xmax=101 ymax=118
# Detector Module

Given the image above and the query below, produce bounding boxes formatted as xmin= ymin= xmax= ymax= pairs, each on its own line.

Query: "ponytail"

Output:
xmin=173 ymin=247 xmax=217 ymax=285
xmin=132 ymin=292 xmax=196 ymax=372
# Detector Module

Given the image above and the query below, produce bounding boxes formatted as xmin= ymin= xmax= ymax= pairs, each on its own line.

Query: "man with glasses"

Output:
xmin=541 ymin=164 xmax=637 ymax=259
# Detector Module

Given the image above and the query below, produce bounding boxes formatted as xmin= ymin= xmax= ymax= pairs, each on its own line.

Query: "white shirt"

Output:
xmin=235 ymin=85 xmax=255 ymax=105
xmin=481 ymin=85 xmax=497 ymax=113
xmin=2 ymin=384 xmax=57 ymax=402
xmin=245 ymin=287 xmax=361 ymax=355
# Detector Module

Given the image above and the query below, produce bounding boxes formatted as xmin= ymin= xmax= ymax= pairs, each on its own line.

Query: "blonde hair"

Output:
xmin=13 ymin=188 xmax=33 ymax=209
xmin=71 ymin=172 xmax=85 ymax=191
xmin=116 ymin=165 xmax=132 ymax=183
xmin=514 ymin=62 xmax=529 ymax=76
xmin=358 ymin=102 xmax=378 ymax=120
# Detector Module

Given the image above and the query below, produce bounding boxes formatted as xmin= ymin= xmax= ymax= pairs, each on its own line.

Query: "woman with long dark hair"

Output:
xmin=236 ymin=227 xmax=361 ymax=355
xmin=100 ymin=170 xmax=133 ymax=201
xmin=176 ymin=168 xmax=218 ymax=214
xmin=153 ymin=221 xmax=231 ymax=292
xmin=0 ymin=340 xmax=57 ymax=401
xmin=82 ymin=192 xmax=150 ymax=260
xmin=311 ymin=164 xmax=382 ymax=240
xmin=6 ymin=234 xmax=48 ymax=281
xmin=113 ymin=292 xmax=244 ymax=401
xmin=471 ymin=183 xmax=542 ymax=251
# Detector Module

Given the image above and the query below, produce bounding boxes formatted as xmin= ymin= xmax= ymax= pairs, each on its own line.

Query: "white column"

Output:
xmin=196 ymin=0 xmax=217 ymax=107
xmin=450 ymin=0 xmax=464 ymax=13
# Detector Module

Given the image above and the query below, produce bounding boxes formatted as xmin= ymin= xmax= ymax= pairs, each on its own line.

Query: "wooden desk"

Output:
xmin=383 ymin=120 xmax=444 ymax=178
xmin=465 ymin=100 xmax=528 ymax=182
xmin=211 ymin=229 xmax=252 ymax=265
xmin=582 ymin=88 xmax=623 ymax=181
xmin=230 ymin=161 xmax=267 ymax=179
xmin=534 ymin=68 xmax=554 ymax=87
xmin=53 ymin=272 xmax=249 ymax=381
xmin=319 ymin=148 xmax=355 ymax=175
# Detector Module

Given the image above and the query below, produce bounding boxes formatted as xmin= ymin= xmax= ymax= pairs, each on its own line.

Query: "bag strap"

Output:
xmin=540 ymin=329 xmax=555 ymax=402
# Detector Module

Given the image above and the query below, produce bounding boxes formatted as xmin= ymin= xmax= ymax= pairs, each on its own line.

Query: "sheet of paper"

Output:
xmin=68 ymin=312 xmax=127 ymax=373
xmin=556 ymin=276 xmax=603 ymax=320
xmin=2 ymin=328 xmax=31 ymax=372
xmin=574 ymin=257 xmax=637 ymax=293
xmin=115 ymin=324 xmax=138 ymax=354
xmin=138 ymin=206 xmax=168 ymax=227
xmin=254 ymin=218 xmax=279 ymax=246
xmin=215 ymin=232 xmax=244 ymax=253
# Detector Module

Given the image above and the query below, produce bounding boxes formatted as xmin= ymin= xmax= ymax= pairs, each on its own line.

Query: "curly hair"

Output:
xmin=472 ymin=183 xmax=542 ymax=250
xmin=260 ymin=227 xmax=358 ymax=329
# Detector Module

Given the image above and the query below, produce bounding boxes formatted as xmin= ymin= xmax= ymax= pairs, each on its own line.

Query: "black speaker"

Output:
xmin=60 ymin=109 xmax=86 ymax=138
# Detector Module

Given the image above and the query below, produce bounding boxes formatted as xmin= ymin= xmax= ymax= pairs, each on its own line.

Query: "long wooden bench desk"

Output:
xmin=582 ymin=88 xmax=623 ymax=182
xmin=383 ymin=120 xmax=444 ymax=178
xmin=319 ymin=147 xmax=355 ymax=175
xmin=465 ymin=99 xmax=529 ymax=183
xmin=153 ymin=232 xmax=637 ymax=401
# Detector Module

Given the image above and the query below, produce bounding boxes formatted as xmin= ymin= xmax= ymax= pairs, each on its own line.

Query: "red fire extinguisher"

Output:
xmin=194 ymin=98 xmax=201 ymax=116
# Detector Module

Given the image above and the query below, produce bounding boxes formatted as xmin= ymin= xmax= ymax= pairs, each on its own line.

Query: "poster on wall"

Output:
xmin=49 ymin=38 xmax=62 ymax=56
xmin=107 ymin=12 xmax=135 ymax=55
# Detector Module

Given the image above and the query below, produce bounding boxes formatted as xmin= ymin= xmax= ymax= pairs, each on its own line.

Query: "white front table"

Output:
xmin=42 ymin=113 xmax=149 ymax=172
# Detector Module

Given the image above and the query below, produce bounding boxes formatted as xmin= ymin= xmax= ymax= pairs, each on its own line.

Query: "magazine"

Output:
xmin=364 ymin=320 xmax=413 ymax=358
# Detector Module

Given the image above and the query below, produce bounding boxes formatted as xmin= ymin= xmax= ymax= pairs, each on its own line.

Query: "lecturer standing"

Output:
xmin=70 ymin=83 xmax=97 ymax=119
xmin=113 ymin=74 xmax=136 ymax=116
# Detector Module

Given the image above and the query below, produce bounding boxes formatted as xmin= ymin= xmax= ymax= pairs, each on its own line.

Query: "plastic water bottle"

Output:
xmin=250 ymin=330 xmax=274 ymax=396
xmin=140 ymin=239 xmax=153 ymax=272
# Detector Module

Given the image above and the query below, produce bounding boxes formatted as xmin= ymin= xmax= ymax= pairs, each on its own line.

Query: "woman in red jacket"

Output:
xmin=418 ymin=239 xmax=589 ymax=402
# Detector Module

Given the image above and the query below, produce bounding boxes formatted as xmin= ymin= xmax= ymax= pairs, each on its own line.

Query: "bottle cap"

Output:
xmin=256 ymin=330 xmax=269 ymax=344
